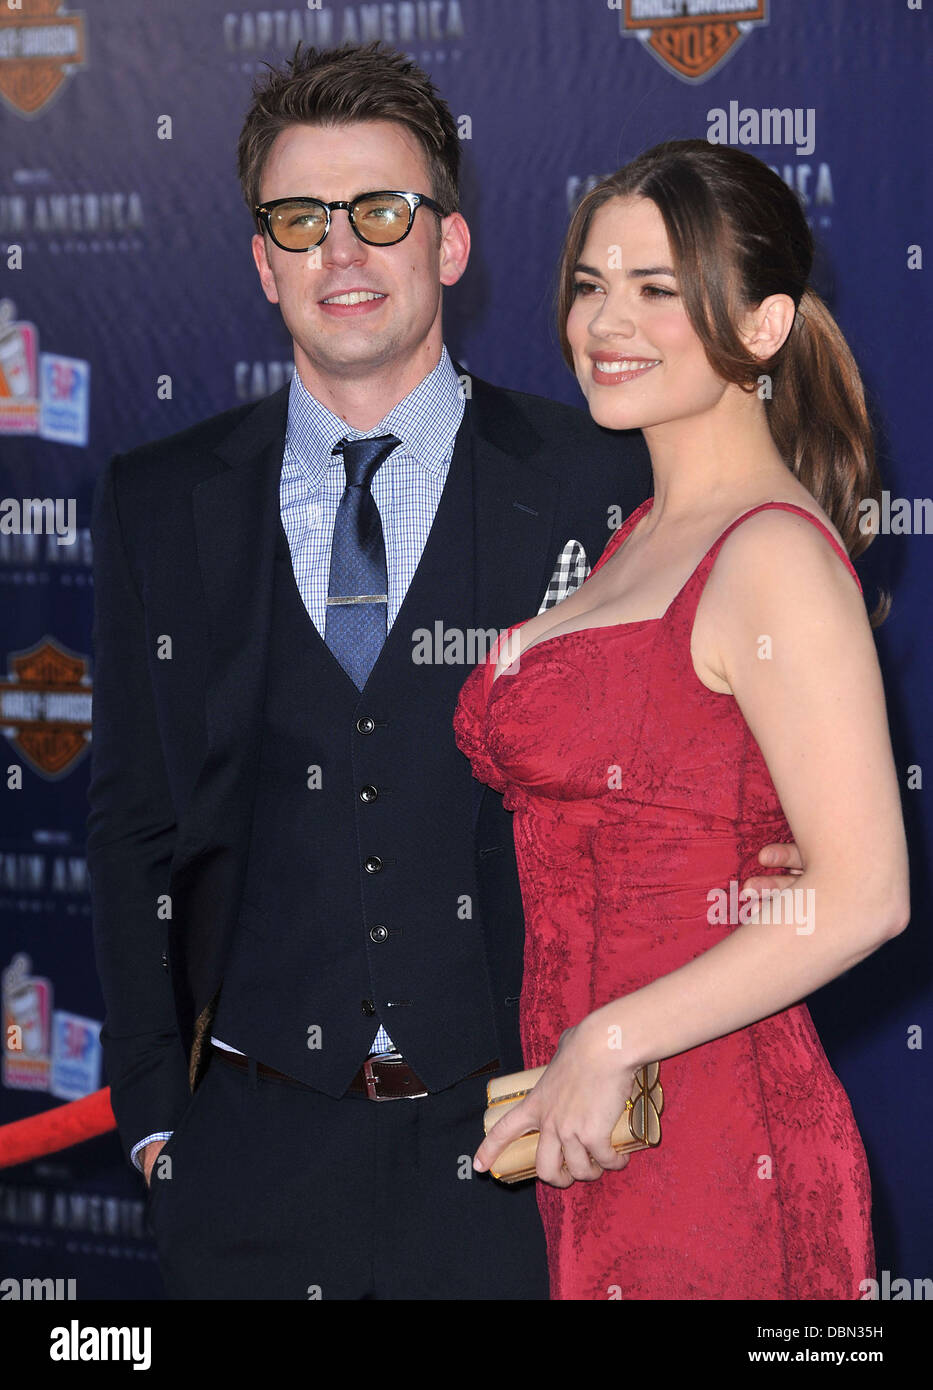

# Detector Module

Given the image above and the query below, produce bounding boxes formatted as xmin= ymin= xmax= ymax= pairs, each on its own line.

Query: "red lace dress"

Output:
xmin=453 ymin=499 xmax=876 ymax=1300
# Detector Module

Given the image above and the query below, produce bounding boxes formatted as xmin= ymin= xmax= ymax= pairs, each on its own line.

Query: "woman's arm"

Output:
xmin=474 ymin=509 xmax=909 ymax=1186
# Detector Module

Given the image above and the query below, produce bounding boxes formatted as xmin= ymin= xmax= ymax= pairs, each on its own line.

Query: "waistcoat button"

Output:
xmin=364 ymin=855 xmax=383 ymax=873
xmin=369 ymin=925 xmax=388 ymax=943
xmin=356 ymin=716 xmax=375 ymax=734
xmin=359 ymin=785 xmax=378 ymax=802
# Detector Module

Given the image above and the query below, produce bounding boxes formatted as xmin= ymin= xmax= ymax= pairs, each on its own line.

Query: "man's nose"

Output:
xmin=320 ymin=209 xmax=367 ymax=266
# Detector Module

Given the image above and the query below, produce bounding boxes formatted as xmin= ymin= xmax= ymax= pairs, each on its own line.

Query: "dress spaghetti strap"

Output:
xmin=588 ymin=497 xmax=654 ymax=580
xmin=707 ymin=501 xmax=861 ymax=592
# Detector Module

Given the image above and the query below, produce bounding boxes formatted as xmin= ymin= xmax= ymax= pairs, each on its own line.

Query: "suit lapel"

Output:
xmin=168 ymin=385 xmax=289 ymax=1042
xmin=463 ymin=377 xmax=563 ymax=830
xmin=469 ymin=407 xmax=561 ymax=635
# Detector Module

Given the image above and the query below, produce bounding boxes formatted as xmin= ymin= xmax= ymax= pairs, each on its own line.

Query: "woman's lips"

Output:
xmin=590 ymin=356 xmax=661 ymax=385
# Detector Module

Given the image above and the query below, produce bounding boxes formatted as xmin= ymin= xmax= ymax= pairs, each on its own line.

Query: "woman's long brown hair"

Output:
xmin=555 ymin=139 xmax=888 ymax=623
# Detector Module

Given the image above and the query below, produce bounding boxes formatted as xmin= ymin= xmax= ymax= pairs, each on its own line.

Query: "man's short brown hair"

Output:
xmin=237 ymin=40 xmax=461 ymax=229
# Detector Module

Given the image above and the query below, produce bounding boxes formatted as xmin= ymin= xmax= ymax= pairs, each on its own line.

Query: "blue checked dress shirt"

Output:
xmin=132 ymin=347 xmax=465 ymax=1169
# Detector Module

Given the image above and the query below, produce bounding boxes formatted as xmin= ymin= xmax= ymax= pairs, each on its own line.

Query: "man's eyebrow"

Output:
xmin=572 ymin=261 xmax=677 ymax=278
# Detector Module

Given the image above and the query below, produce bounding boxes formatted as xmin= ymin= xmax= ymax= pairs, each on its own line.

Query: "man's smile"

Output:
xmin=319 ymin=287 xmax=388 ymax=315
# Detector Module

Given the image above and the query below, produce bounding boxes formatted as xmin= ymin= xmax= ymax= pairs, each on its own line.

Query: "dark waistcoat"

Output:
xmin=212 ymin=430 xmax=510 ymax=1095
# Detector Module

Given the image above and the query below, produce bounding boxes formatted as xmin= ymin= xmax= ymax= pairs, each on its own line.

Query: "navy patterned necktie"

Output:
xmin=325 ymin=434 xmax=400 ymax=689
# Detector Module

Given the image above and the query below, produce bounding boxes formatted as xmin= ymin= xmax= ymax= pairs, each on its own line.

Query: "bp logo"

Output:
xmin=0 ymin=0 xmax=87 ymax=119
xmin=0 ymin=635 xmax=92 ymax=779
xmin=619 ymin=1 xmax=768 ymax=84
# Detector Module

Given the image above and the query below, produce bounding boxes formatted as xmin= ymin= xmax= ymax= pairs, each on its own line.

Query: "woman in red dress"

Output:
xmin=453 ymin=141 xmax=909 ymax=1300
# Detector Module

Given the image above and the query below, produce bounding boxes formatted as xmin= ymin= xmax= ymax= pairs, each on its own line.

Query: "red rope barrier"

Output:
xmin=0 ymin=1088 xmax=116 ymax=1168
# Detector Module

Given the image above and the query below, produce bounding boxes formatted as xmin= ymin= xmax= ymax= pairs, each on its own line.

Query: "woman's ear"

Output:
xmin=740 ymin=293 xmax=797 ymax=361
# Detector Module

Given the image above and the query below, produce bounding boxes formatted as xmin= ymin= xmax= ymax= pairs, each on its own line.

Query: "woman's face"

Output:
xmin=565 ymin=195 xmax=729 ymax=433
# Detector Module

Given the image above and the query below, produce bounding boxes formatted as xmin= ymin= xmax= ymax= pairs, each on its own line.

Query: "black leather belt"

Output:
xmin=211 ymin=1044 xmax=499 ymax=1102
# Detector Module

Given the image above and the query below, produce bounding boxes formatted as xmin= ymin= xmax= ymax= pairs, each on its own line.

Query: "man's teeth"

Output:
xmin=323 ymin=291 xmax=385 ymax=306
xmin=595 ymin=359 xmax=660 ymax=374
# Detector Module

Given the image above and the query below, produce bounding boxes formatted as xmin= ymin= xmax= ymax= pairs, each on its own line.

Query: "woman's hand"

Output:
xmin=473 ymin=1012 xmax=638 ymax=1187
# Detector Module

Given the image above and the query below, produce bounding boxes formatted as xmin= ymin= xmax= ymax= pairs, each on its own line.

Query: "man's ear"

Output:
xmin=740 ymin=293 xmax=796 ymax=361
xmin=438 ymin=212 xmax=470 ymax=289
xmin=252 ymin=232 xmax=280 ymax=305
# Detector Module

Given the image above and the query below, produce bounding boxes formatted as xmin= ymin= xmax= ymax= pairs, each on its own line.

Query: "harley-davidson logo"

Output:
xmin=620 ymin=1 xmax=768 ymax=84
xmin=0 ymin=0 xmax=87 ymax=119
xmin=0 ymin=635 xmax=92 ymax=779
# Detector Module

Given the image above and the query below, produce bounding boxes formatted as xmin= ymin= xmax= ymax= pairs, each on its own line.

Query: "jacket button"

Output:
xmin=361 ymin=999 xmax=376 ymax=1016
xmin=369 ymin=925 xmax=388 ymax=943
xmin=356 ymin=716 xmax=375 ymax=735
xmin=359 ymin=785 xmax=378 ymax=802
xmin=364 ymin=855 xmax=383 ymax=873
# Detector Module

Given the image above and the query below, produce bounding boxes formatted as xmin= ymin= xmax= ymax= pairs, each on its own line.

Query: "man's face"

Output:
xmin=251 ymin=120 xmax=468 ymax=389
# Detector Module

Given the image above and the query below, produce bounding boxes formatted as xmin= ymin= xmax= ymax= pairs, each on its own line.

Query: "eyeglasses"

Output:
xmin=254 ymin=190 xmax=446 ymax=252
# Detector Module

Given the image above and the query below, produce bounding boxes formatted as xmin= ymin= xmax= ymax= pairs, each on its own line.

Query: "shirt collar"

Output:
xmin=284 ymin=344 xmax=465 ymax=488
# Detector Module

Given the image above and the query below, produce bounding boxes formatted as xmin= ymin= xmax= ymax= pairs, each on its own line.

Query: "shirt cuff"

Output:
xmin=130 ymin=1132 xmax=173 ymax=1173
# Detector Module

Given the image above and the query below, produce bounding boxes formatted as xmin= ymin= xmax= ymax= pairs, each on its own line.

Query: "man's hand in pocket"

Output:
xmin=142 ymin=1139 xmax=168 ymax=1189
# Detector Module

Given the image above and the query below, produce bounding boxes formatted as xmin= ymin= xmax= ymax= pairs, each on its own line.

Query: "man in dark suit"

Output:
xmin=88 ymin=42 xmax=793 ymax=1299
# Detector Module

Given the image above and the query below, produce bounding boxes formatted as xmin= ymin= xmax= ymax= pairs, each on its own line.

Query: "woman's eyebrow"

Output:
xmin=572 ymin=261 xmax=677 ymax=278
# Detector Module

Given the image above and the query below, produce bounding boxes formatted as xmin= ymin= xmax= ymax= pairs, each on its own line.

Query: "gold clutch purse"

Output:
xmin=482 ymin=1062 xmax=664 ymax=1184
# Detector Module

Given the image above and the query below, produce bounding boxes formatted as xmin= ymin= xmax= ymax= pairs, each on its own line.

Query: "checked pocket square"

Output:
xmin=538 ymin=538 xmax=590 ymax=613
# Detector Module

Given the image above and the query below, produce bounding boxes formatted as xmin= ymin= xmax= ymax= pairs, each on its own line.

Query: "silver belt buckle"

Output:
xmin=363 ymin=1050 xmax=429 ymax=1102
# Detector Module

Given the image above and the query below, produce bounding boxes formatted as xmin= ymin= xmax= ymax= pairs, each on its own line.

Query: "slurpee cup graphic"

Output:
xmin=0 ymin=300 xmax=32 ymax=397
xmin=0 ymin=300 xmax=40 ymax=435
xmin=3 ymin=953 xmax=53 ymax=1090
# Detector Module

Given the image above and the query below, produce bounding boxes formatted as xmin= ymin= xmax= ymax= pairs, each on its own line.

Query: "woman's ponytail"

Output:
xmin=768 ymin=291 xmax=888 ymax=623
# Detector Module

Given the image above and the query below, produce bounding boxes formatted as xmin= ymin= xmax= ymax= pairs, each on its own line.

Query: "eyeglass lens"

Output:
xmin=267 ymin=194 xmax=414 ymax=249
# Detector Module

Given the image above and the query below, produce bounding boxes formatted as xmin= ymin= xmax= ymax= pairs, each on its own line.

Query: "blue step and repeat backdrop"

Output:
xmin=0 ymin=1 xmax=930 ymax=1300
